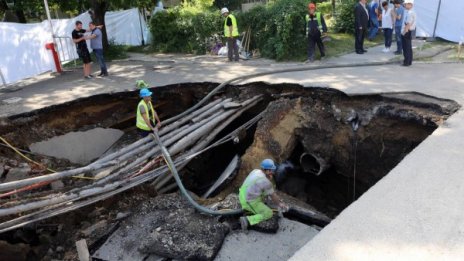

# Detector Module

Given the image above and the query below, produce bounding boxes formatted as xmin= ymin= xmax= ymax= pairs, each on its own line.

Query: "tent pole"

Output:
xmin=43 ymin=0 xmax=55 ymax=39
xmin=0 ymin=68 xmax=7 ymax=89
xmin=432 ymin=0 xmax=442 ymax=39
xmin=138 ymin=8 xmax=145 ymax=46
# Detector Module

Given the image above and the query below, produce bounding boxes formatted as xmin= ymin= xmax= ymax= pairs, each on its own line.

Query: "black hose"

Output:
xmin=151 ymin=130 xmax=243 ymax=216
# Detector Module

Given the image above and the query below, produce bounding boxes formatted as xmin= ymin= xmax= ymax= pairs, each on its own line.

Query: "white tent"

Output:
xmin=415 ymin=0 xmax=464 ymax=43
xmin=0 ymin=8 xmax=149 ymax=85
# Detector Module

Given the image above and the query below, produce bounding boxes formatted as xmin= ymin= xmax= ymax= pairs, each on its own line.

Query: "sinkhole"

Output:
xmin=0 ymin=82 xmax=460 ymax=259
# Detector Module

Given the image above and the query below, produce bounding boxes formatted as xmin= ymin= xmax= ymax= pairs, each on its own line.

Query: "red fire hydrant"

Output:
xmin=45 ymin=42 xmax=62 ymax=73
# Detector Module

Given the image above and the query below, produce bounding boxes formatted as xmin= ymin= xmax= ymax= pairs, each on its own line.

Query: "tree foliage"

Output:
xmin=150 ymin=6 xmax=222 ymax=54
xmin=237 ymin=0 xmax=308 ymax=60
xmin=332 ymin=0 xmax=356 ymax=34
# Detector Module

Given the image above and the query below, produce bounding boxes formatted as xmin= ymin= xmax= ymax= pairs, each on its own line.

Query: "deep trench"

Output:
xmin=0 ymin=82 xmax=460 ymax=259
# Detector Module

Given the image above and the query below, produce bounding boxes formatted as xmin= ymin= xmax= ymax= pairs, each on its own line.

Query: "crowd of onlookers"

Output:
xmin=355 ymin=0 xmax=416 ymax=66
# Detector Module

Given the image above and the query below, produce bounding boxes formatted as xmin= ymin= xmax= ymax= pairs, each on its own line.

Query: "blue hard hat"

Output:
xmin=140 ymin=88 xmax=152 ymax=97
xmin=261 ymin=159 xmax=277 ymax=170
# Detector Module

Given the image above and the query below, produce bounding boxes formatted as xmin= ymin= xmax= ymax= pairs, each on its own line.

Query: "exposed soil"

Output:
xmin=0 ymin=82 xmax=460 ymax=260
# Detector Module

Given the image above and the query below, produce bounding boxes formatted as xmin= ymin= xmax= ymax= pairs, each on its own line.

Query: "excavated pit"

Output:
xmin=0 ymin=82 xmax=460 ymax=260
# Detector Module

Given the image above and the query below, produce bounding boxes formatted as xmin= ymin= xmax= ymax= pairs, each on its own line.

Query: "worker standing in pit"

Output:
xmin=136 ymin=88 xmax=161 ymax=137
xmin=239 ymin=159 xmax=288 ymax=230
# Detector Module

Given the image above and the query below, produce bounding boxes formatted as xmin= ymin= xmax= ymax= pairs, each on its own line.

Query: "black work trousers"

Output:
xmin=227 ymin=37 xmax=239 ymax=62
xmin=355 ymin=27 xmax=366 ymax=53
xmin=307 ymin=32 xmax=325 ymax=61
xmin=401 ymin=31 xmax=413 ymax=65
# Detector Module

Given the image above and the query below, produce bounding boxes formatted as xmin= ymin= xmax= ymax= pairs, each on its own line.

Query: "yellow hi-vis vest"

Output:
xmin=136 ymin=99 xmax=155 ymax=131
xmin=224 ymin=14 xmax=239 ymax=37
xmin=305 ymin=12 xmax=323 ymax=31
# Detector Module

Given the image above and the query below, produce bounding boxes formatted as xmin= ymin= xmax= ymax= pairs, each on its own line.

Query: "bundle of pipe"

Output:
xmin=0 ymin=95 xmax=263 ymax=232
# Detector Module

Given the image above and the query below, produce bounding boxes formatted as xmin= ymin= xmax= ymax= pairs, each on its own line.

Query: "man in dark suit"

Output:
xmin=354 ymin=0 xmax=369 ymax=54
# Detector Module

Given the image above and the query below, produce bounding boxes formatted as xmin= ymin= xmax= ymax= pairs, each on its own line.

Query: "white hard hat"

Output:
xmin=221 ymin=7 xmax=229 ymax=15
xmin=404 ymin=0 xmax=414 ymax=4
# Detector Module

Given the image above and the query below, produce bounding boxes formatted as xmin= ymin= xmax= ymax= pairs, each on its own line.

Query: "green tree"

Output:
xmin=213 ymin=0 xmax=241 ymax=11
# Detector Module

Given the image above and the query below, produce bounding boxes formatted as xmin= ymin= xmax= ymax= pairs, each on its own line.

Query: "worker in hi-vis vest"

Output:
xmin=136 ymin=88 xmax=161 ymax=137
xmin=239 ymin=159 xmax=289 ymax=231
xmin=305 ymin=2 xmax=327 ymax=63
xmin=221 ymin=7 xmax=240 ymax=62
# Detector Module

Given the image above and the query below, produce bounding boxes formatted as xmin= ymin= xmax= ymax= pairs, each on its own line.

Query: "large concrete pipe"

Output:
xmin=299 ymin=153 xmax=329 ymax=176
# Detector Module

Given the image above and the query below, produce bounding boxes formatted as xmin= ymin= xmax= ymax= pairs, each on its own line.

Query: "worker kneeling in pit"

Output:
xmin=239 ymin=159 xmax=289 ymax=230
xmin=136 ymin=88 xmax=162 ymax=137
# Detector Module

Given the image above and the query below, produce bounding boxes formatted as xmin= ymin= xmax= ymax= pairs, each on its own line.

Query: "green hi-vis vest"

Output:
xmin=224 ymin=14 xmax=239 ymax=37
xmin=305 ymin=12 xmax=322 ymax=31
xmin=136 ymin=99 xmax=155 ymax=131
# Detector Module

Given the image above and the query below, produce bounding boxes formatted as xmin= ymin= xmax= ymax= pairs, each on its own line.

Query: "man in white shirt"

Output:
xmin=401 ymin=0 xmax=416 ymax=66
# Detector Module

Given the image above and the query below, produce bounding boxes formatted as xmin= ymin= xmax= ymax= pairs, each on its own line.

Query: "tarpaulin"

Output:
xmin=415 ymin=0 xmax=464 ymax=43
xmin=0 ymin=8 xmax=149 ymax=85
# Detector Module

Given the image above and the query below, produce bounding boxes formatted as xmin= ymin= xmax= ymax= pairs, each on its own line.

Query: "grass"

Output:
xmin=312 ymin=32 xmax=383 ymax=60
xmin=126 ymin=45 xmax=155 ymax=54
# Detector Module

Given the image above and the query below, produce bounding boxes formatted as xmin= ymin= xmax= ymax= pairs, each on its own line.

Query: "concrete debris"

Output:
xmin=115 ymin=211 xmax=131 ymax=221
xmin=3 ymin=165 xmax=31 ymax=182
xmin=75 ymin=239 xmax=90 ymax=261
xmin=93 ymin=193 xmax=229 ymax=261
xmin=80 ymin=220 xmax=108 ymax=237
xmin=50 ymin=180 xmax=64 ymax=190
xmin=138 ymin=208 xmax=229 ymax=260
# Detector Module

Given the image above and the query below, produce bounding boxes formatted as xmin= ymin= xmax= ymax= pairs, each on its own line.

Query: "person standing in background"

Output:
xmin=72 ymin=21 xmax=92 ymax=79
xmin=88 ymin=22 xmax=108 ymax=77
xmin=380 ymin=1 xmax=393 ymax=53
xmin=367 ymin=0 xmax=379 ymax=40
xmin=354 ymin=0 xmax=369 ymax=54
xmin=305 ymin=2 xmax=328 ymax=63
xmin=392 ymin=0 xmax=405 ymax=55
xmin=401 ymin=0 xmax=416 ymax=66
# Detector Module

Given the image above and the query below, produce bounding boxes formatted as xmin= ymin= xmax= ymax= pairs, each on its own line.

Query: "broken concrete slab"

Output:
xmin=80 ymin=220 xmax=108 ymax=237
xmin=75 ymin=239 xmax=90 ymax=261
xmin=3 ymin=164 xmax=31 ymax=182
xmin=139 ymin=208 xmax=229 ymax=260
xmin=93 ymin=193 xmax=229 ymax=261
xmin=215 ymin=218 xmax=318 ymax=261
xmin=29 ymin=128 xmax=124 ymax=165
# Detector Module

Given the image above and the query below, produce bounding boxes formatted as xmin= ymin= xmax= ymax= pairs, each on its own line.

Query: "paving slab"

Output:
xmin=29 ymin=127 xmax=124 ymax=165
xmin=215 ymin=218 xmax=319 ymax=261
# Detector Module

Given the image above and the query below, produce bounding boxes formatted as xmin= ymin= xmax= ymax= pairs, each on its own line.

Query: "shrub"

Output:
xmin=237 ymin=0 xmax=308 ymax=61
xmin=333 ymin=0 xmax=357 ymax=34
xmin=150 ymin=7 xmax=222 ymax=54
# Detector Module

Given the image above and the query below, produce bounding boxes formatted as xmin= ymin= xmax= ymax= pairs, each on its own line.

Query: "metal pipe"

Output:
xmin=299 ymin=152 xmax=329 ymax=176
